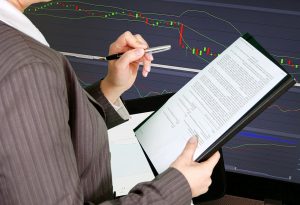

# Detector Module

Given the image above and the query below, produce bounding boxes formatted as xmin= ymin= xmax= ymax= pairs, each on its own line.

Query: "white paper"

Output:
xmin=135 ymin=37 xmax=287 ymax=174
xmin=108 ymin=112 xmax=154 ymax=196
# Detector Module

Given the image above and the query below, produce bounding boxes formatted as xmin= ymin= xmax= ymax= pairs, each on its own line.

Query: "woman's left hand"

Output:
xmin=101 ymin=31 xmax=153 ymax=103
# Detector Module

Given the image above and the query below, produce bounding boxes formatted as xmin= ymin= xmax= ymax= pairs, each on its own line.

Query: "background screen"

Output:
xmin=26 ymin=0 xmax=300 ymax=186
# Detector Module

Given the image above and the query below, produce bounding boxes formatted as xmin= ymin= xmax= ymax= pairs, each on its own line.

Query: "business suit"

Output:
xmin=0 ymin=21 xmax=192 ymax=204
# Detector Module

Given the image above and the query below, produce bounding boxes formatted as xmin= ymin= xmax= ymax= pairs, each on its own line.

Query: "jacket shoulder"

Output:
xmin=0 ymin=22 xmax=67 ymax=82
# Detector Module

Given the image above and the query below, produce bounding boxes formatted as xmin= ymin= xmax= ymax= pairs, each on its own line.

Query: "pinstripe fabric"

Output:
xmin=0 ymin=22 xmax=192 ymax=205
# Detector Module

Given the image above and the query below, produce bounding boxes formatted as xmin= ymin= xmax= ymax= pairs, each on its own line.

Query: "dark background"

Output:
xmin=26 ymin=0 xmax=300 ymax=203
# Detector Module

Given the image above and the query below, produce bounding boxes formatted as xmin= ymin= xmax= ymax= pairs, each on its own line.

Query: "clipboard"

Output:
xmin=134 ymin=33 xmax=296 ymax=175
xmin=195 ymin=33 xmax=296 ymax=161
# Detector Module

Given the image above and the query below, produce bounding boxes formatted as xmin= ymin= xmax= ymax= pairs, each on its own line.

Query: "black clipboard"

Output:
xmin=134 ymin=33 xmax=296 ymax=173
xmin=195 ymin=33 xmax=296 ymax=161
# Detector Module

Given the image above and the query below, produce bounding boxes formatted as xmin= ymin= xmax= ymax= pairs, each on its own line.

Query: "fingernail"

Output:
xmin=135 ymin=48 xmax=144 ymax=56
xmin=146 ymin=65 xmax=151 ymax=72
xmin=189 ymin=136 xmax=198 ymax=144
xmin=148 ymin=53 xmax=154 ymax=61
xmin=142 ymin=70 xmax=148 ymax=77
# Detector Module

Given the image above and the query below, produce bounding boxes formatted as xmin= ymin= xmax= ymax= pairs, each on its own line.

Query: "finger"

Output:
xmin=144 ymin=53 xmax=154 ymax=61
xmin=142 ymin=70 xmax=149 ymax=78
xmin=134 ymin=34 xmax=149 ymax=48
xmin=134 ymin=53 xmax=153 ymax=64
xmin=202 ymin=152 xmax=220 ymax=169
xmin=142 ymin=59 xmax=151 ymax=77
xmin=143 ymin=54 xmax=151 ymax=77
xmin=131 ymin=62 xmax=140 ymax=77
xmin=117 ymin=48 xmax=145 ymax=69
xmin=110 ymin=31 xmax=148 ymax=53
xmin=181 ymin=136 xmax=198 ymax=161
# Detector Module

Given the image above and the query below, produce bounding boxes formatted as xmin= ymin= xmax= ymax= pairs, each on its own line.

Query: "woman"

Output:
xmin=0 ymin=0 xmax=220 ymax=204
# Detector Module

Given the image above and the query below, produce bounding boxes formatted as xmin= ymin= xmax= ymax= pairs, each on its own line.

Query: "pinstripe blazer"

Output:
xmin=0 ymin=22 xmax=192 ymax=205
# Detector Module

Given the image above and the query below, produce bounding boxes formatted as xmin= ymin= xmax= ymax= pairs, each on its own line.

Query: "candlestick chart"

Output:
xmin=25 ymin=0 xmax=300 ymax=185
xmin=25 ymin=0 xmax=300 ymax=87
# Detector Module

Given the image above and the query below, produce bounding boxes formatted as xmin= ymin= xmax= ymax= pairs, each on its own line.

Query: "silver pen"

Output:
xmin=60 ymin=45 xmax=171 ymax=61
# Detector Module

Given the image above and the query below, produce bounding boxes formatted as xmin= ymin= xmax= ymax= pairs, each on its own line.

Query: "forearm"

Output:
xmin=100 ymin=168 xmax=192 ymax=205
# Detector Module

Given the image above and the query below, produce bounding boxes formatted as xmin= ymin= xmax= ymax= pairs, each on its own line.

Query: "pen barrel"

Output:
xmin=105 ymin=53 xmax=123 ymax=60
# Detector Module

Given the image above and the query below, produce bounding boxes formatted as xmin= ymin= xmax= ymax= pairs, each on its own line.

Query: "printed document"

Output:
xmin=135 ymin=37 xmax=287 ymax=174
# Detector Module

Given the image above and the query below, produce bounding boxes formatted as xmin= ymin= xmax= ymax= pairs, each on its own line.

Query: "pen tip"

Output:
xmin=98 ymin=57 xmax=106 ymax=61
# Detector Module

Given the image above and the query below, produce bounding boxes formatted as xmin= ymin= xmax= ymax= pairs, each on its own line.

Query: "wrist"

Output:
xmin=100 ymin=78 xmax=122 ymax=104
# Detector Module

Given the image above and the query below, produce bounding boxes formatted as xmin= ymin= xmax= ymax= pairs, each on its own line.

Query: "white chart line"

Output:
xmin=60 ymin=51 xmax=300 ymax=86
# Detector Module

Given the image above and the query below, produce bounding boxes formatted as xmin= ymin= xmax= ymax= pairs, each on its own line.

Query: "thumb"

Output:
xmin=181 ymin=136 xmax=198 ymax=161
xmin=117 ymin=48 xmax=145 ymax=68
xmin=203 ymin=151 xmax=220 ymax=168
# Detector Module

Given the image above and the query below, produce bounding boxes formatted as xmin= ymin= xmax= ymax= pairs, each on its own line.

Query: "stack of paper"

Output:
xmin=108 ymin=112 xmax=154 ymax=196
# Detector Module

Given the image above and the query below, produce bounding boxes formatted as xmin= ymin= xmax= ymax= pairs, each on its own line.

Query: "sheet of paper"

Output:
xmin=108 ymin=112 xmax=154 ymax=196
xmin=135 ymin=37 xmax=287 ymax=174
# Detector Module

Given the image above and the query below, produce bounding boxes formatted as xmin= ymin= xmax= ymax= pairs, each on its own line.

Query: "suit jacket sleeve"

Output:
xmin=0 ymin=62 xmax=192 ymax=205
xmin=84 ymin=81 xmax=128 ymax=129
xmin=103 ymin=168 xmax=192 ymax=205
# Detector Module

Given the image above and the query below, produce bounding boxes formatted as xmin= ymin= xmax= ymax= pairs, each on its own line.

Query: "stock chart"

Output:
xmin=25 ymin=0 xmax=300 ymax=184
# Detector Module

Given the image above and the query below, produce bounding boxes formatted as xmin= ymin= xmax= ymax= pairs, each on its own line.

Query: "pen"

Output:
xmin=60 ymin=45 xmax=171 ymax=61
xmin=104 ymin=45 xmax=171 ymax=61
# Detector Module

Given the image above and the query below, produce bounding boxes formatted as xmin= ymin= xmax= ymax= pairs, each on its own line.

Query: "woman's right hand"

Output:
xmin=101 ymin=31 xmax=153 ymax=104
xmin=171 ymin=136 xmax=220 ymax=197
